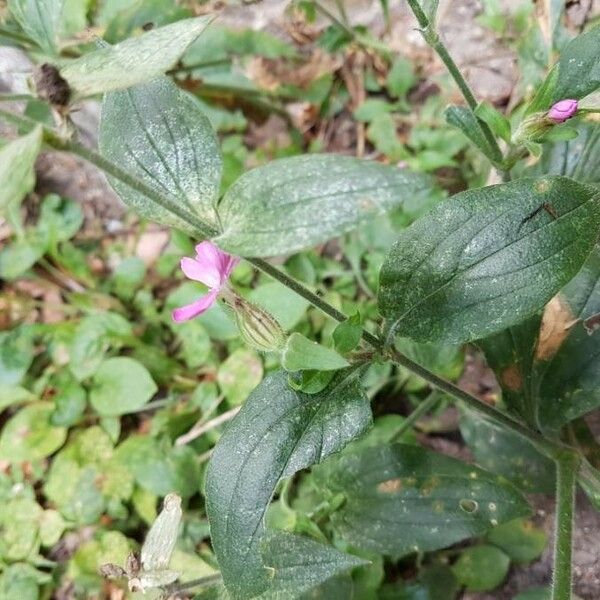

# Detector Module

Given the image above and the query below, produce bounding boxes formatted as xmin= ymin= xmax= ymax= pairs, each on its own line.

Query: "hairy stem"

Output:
xmin=0 ymin=107 xmax=561 ymax=459
xmin=552 ymin=451 xmax=580 ymax=600
xmin=404 ymin=0 xmax=504 ymax=165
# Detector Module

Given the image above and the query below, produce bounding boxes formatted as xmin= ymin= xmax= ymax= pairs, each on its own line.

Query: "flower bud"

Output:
xmin=230 ymin=294 xmax=286 ymax=352
xmin=512 ymin=112 xmax=553 ymax=144
xmin=548 ymin=99 xmax=578 ymax=123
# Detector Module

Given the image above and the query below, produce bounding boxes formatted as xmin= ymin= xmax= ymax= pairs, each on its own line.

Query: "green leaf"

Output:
xmin=421 ymin=0 xmax=440 ymax=24
xmin=313 ymin=443 xmax=530 ymax=556
xmin=0 ymin=230 xmax=47 ymax=280
xmin=215 ymin=154 xmax=432 ymax=257
xmin=0 ymin=403 xmax=67 ymax=462
xmin=0 ymin=497 xmax=42 ymax=560
xmin=445 ymin=105 xmax=497 ymax=162
xmin=534 ymin=247 xmax=600 ymax=431
xmin=378 ymin=176 xmax=600 ymax=344
xmin=68 ymin=316 xmax=111 ymax=381
xmin=452 ymin=545 xmax=510 ymax=592
xmin=60 ymin=16 xmax=212 ymax=98
xmin=205 ymin=370 xmax=371 ymax=598
xmin=176 ymin=320 xmax=211 ymax=369
xmin=0 ymin=127 xmax=42 ymax=214
xmin=90 ymin=357 xmax=157 ymax=416
xmin=367 ymin=113 xmax=407 ymax=162
xmin=474 ymin=102 xmax=511 ymax=143
xmin=114 ymin=435 xmax=200 ymax=499
xmin=0 ymin=384 xmax=35 ymax=411
xmin=386 ymin=57 xmax=416 ymax=98
xmin=0 ymin=326 xmax=34 ymax=386
xmin=486 ymin=517 xmax=548 ymax=563
xmin=39 ymin=509 xmax=66 ymax=547
xmin=0 ymin=566 xmax=39 ymax=600
xmin=37 ymin=194 xmax=84 ymax=244
xmin=526 ymin=67 xmax=559 ymax=115
xmin=333 ymin=313 xmax=362 ymax=354
xmin=479 ymin=245 xmax=600 ymax=431
xmin=460 ymin=410 xmax=555 ymax=493
xmin=354 ymin=99 xmax=396 ymax=123
xmin=552 ymin=25 xmax=600 ymax=102
xmin=476 ymin=315 xmax=541 ymax=424
xmin=8 ymin=0 xmax=63 ymax=53
xmin=50 ymin=371 xmax=87 ymax=426
xmin=579 ymin=89 xmax=600 ymax=111
xmin=258 ymin=530 xmax=366 ymax=599
xmin=530 ymin=123 xmax=600 ymax=185
xmin=111 ymin=256 xmax=145 ymax=300
xmin=100 ymin=76 xmax=222 ymax=233
xmin=282 ymin=333 xmax=350 ymax=372
xmin=217 ymin=348 xmax=263 ymax=407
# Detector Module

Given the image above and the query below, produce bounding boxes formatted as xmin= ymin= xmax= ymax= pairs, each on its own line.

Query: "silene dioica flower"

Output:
xmin=173 ymin=241 xmax=285 ymax=352
xmin=172 ymin=241 xmax=239 ymax=322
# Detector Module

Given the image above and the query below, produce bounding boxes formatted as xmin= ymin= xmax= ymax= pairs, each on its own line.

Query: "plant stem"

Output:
xmin=552 ymin=450 xmax=580 ymax=600
xmin=163 ymin=573 xmax=223 ymax=597
xmin=0 ymin=93 xmax=34 ymax=102
xmin=390 ymin=390 xmax=440 ymax=442
xmin=168 ymin=58 xmax=231 ymax=74
xmin=312 ymin=1 xmax=392 ymax=56
xmin=176 ymin=405 xmax=241 ymax=446
xmin=404 ymin=0 xmax=504 ymax=166
xmin=0 ymin=107 xmax=562 ymax=460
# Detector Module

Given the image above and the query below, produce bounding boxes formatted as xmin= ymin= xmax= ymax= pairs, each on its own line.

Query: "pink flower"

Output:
xmin=172 ymin=241 xmax=239 ymax=323
xmin=548 ymin=99 xmax=578 ymax=123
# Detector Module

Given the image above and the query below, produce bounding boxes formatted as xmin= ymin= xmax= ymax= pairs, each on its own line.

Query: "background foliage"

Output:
xmin=0 ymin=1 xmax=599 ymax=599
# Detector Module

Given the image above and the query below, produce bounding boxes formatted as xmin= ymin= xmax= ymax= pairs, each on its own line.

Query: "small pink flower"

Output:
xmin=548 ymin=99 xmax=578 ymax=123
xmin=172 ymin=241 xmax=239 ymax=323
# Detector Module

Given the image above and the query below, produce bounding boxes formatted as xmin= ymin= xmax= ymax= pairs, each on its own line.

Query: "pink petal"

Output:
xmin=548 ymin=99 xmax=578 ymax=123
xmin=172 ymin=289 xmax=219 ymax=322
xmin=180 ymin=257 xmax=221 ymax=289
xmin=222 ymin=255 xmax=240 ymax=281
xmin=194 ymin=241 xmax=238 ymax=285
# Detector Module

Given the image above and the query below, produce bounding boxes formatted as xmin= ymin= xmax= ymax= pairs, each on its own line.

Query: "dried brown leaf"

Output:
xmin=535 ymin=294 xmax=577 ymax=361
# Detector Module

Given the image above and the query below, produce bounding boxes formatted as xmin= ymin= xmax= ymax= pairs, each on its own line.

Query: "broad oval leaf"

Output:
xmin=0 ymin=126 xmax=42 ymax=214
xmin=99 ymin=77 xmax=222 ymax=232
xmin=0 ymin=403 xmax=67 ymax=462
xmin=313 ymin=443 xmax=530 ymax=556
xmin=258 ymin=530 xmax=365 ymax=599
xmin=379 ymin=176 xmax=600 ymax=344
xmin=478 ymin=245 xmax=600 ymax=433
xmin=90 ymin=357 xmax=157 ymax=416
xmin=205 ymin=370 xmax=371 ymax=599
xmin=452 ymin=545 xmax=510 ymax=592
xmin=536 ymin=247 xmax=600 ymax=431
xmin=8 ymin=0 xmax=63 ymax=54
xmin=215 ymin=154 xmax=432 ymax=257
xmin=281 ymin=333 xmax=350 ymax=372
xmin=60 ymin=17 xmax=211 ymax=98
xmin=459 ymin=410 xmax=555 ymax=493
xmin=552 ymin=25 xmax=600 ymax=102
xmin=530 ymin=123 xmax=600 ymax=185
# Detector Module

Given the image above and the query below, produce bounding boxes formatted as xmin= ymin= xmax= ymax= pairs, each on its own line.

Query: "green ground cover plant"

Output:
xmin=0 ymin=1 xmax=599 ymax=598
